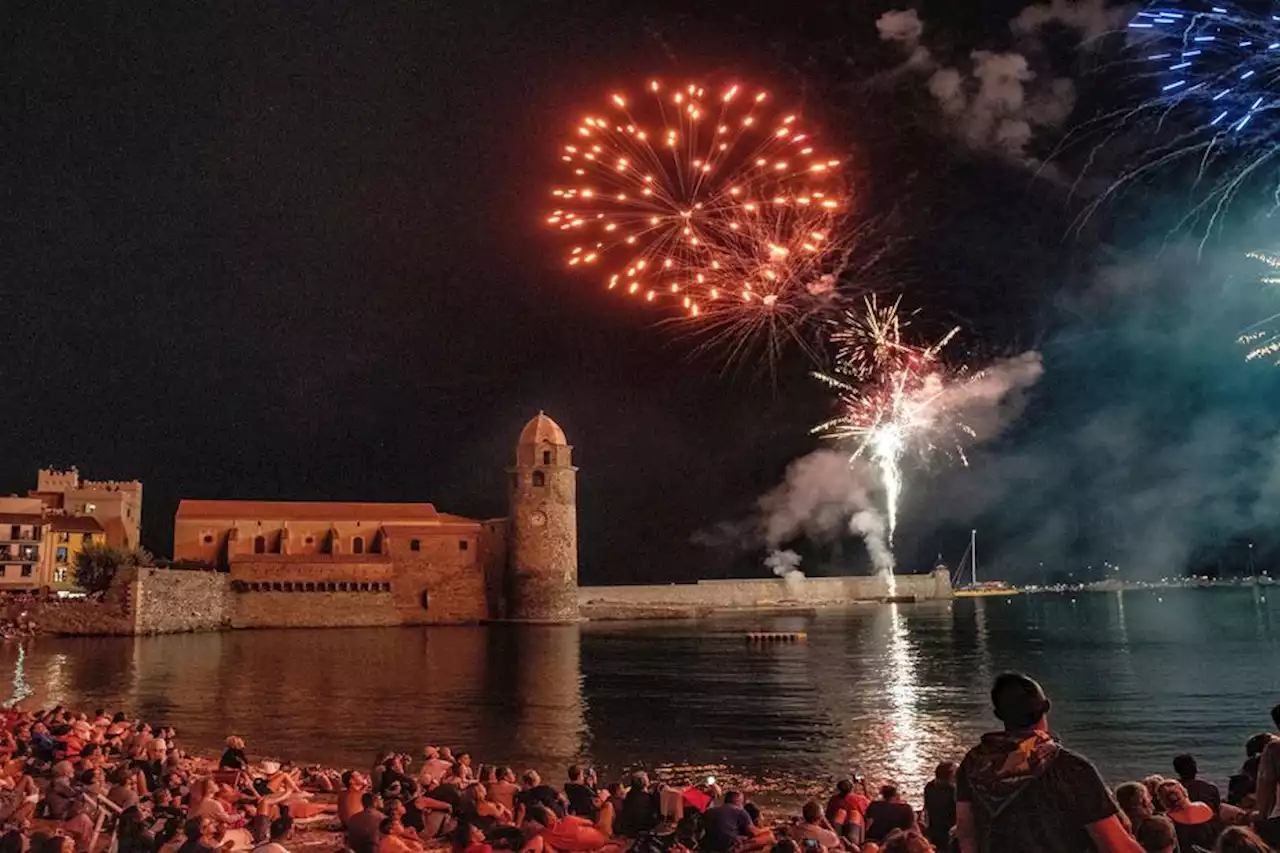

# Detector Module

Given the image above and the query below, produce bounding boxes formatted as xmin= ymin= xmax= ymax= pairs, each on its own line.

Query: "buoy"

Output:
xmin=745 ymin=632 xmax=808 ymax=643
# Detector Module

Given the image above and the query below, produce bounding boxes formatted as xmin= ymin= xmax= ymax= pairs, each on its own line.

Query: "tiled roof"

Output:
xmin=175 ymin=500 xmax=471 ymax=524
xmin=47 ymin=515 xmax=105 ymax=533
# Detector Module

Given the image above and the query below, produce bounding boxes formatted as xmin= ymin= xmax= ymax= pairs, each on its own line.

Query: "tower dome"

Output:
xmin=518 ymin=412 xmax=567 ymax=446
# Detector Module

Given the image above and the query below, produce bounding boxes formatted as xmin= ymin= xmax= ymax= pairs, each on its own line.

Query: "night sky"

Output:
xmin=5 ymin=0 xmax=1270 ymax=583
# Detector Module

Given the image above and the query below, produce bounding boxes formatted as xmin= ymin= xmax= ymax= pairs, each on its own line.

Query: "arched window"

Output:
xmin=532 ymin=471 xmax=546 ymax=487
xmin=253 ymin=535 xmax=266 ymax=554
xmin=421 ymin=590 xmax=430 ymax=611
xmin=543 ymin=450 xmax=552 ymax=465
xmin=353 ymin=536 xmax=364 ymax=554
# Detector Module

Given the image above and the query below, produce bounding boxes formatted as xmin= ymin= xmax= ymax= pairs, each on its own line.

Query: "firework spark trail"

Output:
xmin=1239 ymin=249 xmax=1280 ymax=363
xmin=547 ymin=79 xmax=855 ymax=367
xmin=813 ymin=297 xmax=964 ymax=545
xmin=1080 ymin=2 xmax=1280 ymax=237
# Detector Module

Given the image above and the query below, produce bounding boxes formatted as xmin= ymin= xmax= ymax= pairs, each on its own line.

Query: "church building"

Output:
xmin=171 ymin=413 xmax=579 ymax=626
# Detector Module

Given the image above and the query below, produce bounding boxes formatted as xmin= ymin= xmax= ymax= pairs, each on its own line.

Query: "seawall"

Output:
xmin=578 ymin=570 xmax=952 ymax=620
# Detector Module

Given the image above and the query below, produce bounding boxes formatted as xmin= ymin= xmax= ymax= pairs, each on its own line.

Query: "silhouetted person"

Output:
xmin=955 ymin=672 xmax=1143 ymax=853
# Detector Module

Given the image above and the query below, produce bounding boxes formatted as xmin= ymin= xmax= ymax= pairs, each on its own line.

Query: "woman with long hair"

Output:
xmin=1156 ymin=779 xmax=1221 ymax=853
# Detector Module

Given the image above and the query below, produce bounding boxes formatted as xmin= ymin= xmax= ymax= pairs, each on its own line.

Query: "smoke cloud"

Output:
xmin=765 ymin=549 xmax=806 ymax=596
xmin=913 ymin=241 xmax=1280 ymax=582
xmin=876 ymin=0 xmax=1124 ymax=159
xmin=745 ymin=350 xmax=1043 ymax=579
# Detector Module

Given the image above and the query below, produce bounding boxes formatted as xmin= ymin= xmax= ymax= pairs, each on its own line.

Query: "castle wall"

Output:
xmin=132 ymin=567 xmax=231 ymax=633
xmin=232 ymin=590 xmax=401 ymax=629
xmin=35 ymin=567 xmax=232 ymax=635
xmin=384 ymin=533 xmax=488 ymax=625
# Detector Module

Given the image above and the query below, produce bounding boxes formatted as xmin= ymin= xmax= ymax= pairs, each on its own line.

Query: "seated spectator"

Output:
xmin=1155 ymin=779 xmax=1221 ymax=853
xmin=922 ymin=763 xmax=956 ymax=851
xmin=1133 ymin=816 xmax=1177 ymax=853
xmin=1116 ymin=782 xmax=1156 ymax=836
xmin=1214 ymin=826 xmax=1273 ymax=853
xmin=796 ymin=800 xmax=841 ymax=852
xmin=346 ymin=793 xmax=386 ymax=853
xmin=613 ymin=774 xmax=658 ymax=838
xmin=879 ymin=829 xmax=936 ymax=853
xmin=864 ymin=786 xmax=915 ymax=844
xmin=702 ymin=791 xmax=759 ymax=853
xmin=339 ymin=771 xmax=369 ymax=828
xmin=1173 ymin=754 xmax=1222 ymax=814
xmin=563 ymin=766 xmax=596 ymax=821
xmin=220 ymin=738 xmax=248 ymax=772
xmin=825 ymin=779 xmax=868 ymax=846
xmin=488 ymin=769 xmax=519 ymax=817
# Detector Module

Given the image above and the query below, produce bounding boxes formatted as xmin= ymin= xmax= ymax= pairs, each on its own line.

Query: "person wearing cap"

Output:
xmin=955 ymin=672 xmax=1143 ymax=853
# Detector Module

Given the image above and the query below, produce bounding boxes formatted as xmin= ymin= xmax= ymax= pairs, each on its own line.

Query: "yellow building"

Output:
xmin=42 ymin=515 xmax=106 ymax=593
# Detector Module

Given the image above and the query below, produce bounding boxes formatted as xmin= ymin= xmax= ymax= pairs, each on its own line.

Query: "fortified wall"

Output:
xmin=33 ymin=567 xmax=232 ymax=636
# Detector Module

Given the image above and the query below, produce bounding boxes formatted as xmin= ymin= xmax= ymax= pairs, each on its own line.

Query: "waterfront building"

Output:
xmin=30 ymin=467 xmax=143 ymax=550
xmin=0 ymin=497 xmax=46 ymax=589
xmin=44 ymin=515 xmax=106 ymax=592
xmin=171 ymin=412 xmax=581 ymax=626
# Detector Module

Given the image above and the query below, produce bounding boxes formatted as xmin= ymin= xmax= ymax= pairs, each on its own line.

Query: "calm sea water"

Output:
xmin=2 ymin=587 xmax=1277 ymax=802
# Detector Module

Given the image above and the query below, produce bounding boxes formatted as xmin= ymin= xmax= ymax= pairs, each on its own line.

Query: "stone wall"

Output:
xmin=35 ymin=566 xmax=232 ymax=636
xmin=132 ymin=568 xmax=231 ymax=633
xmin=578 ymin=570 xmax=951 ymax=620
xmin=232 ymin=590 xmax=401 ymax=629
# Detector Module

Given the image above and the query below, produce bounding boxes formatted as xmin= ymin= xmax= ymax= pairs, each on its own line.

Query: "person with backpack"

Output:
xmin=955 ymin=672 xmax=1143 ymax=853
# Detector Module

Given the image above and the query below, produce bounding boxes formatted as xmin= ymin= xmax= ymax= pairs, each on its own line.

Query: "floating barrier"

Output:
xmin=745 ymin=631 xmax=808 ymax=643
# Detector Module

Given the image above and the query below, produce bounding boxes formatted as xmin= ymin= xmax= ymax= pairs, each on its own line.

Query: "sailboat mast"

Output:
xmin=971 ymin=529 xmax=977 ymax=585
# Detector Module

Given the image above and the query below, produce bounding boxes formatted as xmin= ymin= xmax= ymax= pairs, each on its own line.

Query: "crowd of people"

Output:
xmin=0 ymin=672 xmax=1274 ymax=853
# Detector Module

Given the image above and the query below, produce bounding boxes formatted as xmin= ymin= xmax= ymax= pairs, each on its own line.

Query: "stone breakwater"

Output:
xmin=577 ymin=570 xmax=953 ymax=621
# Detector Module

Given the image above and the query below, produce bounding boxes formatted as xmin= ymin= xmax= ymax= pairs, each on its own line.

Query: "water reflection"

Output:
xmin=0 ymin=590 xmax=1273 ymax=798
xmin=882 ymin=604 xmax=923 ymax=788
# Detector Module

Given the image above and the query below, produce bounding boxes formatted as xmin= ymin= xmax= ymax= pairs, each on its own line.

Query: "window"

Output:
xmin=304 ymin=537 xmax=314 ymax=545
xmin=58 ymin=532 xmax=70 ymax=543
xmin=543 ymin=450 xmax=552 ymax=465
xmin=82 ymin=533 xmax=93 ymax=546
xmin=8 ymin=526 xmax=18 ymax=541
xmin=459 ymin=540 xmax=469 ymax=552
xmin=0 ymin=566 xmax=6 ymax=577
xmin=20 ymin=566 xmax=31 ymax=578
xmin=56 ymin=547 xmax=67 ymax=563
xmin=85 ymin=503 xmax=96 ymax=514
xmin=253 ymin=535 xmax=266 ymax=554
xmin=410 ymin=539 xmax=421 ymax=552
xmin=352 ymin=537 xmax=364 ymax=555
xmin=53 ymin=567 xmax=67 ymax=583
xmin=532 ymin=471 xmax=546 ymax=487
xmin=203 ymin=535 xmax=214 ymax=544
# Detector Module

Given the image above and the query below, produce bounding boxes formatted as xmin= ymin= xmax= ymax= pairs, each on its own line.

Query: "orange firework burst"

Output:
xmin=546 ymin=78 xmax=851 ymax=364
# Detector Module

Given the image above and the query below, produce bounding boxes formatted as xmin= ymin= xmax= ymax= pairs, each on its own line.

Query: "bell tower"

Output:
xmin=506 ymin=412 xmax=579 ymax=622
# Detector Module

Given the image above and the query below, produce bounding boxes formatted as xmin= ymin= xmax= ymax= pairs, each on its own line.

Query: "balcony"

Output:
xmin=1 ymin=550 xmax=40 ymax=564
